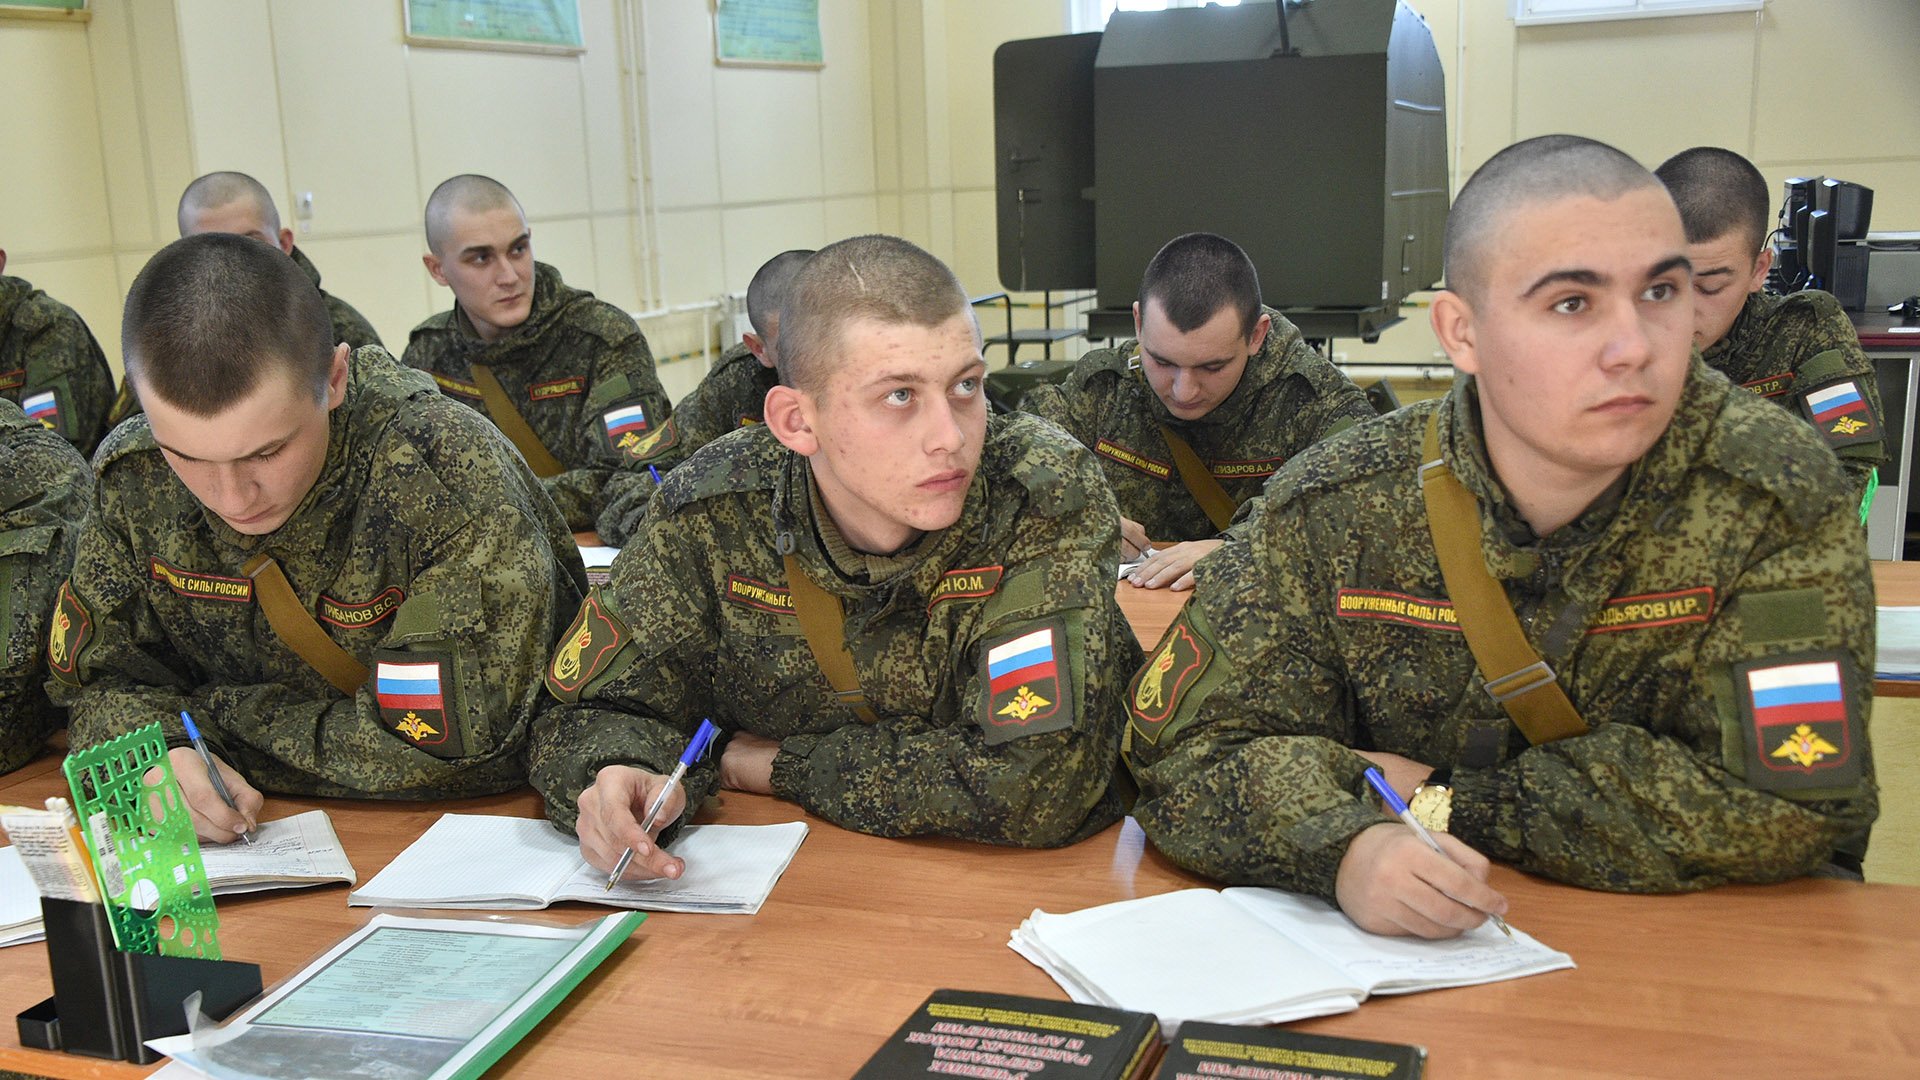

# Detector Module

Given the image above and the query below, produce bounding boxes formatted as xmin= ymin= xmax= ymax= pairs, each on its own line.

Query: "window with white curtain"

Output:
xmin=1511 ymin=0 xmax=1764 ymax=27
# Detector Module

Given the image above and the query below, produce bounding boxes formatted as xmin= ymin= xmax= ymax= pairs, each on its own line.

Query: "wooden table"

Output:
xmin=3 ymin=764 xmax=1917 ymax=1079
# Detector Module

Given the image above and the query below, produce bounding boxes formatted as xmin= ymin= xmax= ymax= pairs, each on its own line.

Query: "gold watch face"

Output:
xmin=1409 ymin=784 xmax=1452 ymax=833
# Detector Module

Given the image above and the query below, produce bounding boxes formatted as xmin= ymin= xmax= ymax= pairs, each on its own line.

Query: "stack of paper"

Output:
xmin=0 ymin=848 xmax=46 ymax=947
xmin=1011 ymin=887 xmax=1573 ymax=1033
xmin=1876 ymin=606 xmax=1920 ymax=679
xmin=350 ymin=814 xmax=808 ymax=914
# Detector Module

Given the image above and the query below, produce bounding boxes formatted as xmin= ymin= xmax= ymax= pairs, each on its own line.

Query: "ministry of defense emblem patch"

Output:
xmin=374 ymin=651 xmax=465 ymax=757
xmin=22 ymin=388 xmax=60 ymax=435
xmin=1801 ymin=379 xmax=1881 ymax=449
xmin=981 ymin=620 xmax=1073 ymax=744
xmin=1128 ymin=616 xmax=1213 ymax=745
xmin=1735 ymin=651 xmax=1862 ymax=794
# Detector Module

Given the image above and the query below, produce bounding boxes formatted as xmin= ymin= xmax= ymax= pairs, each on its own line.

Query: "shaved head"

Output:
xmin=424 ymin=174 xmax=524 ymax=256
xmin=747 ymin=249 xmax=814 ymax=338
xmin=1444 ymin=135 xmax=1666 ymax=305
xmin=178 ymin=171 xmax=281 ymax=236
xmin=1654 ymin=146 xmax=1772 ymax=254
xmin=776 ymin=235 xmax=974 ymax=397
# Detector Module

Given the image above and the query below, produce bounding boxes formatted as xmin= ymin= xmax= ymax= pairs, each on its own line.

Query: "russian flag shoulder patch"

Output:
xmin=1732 ymin=650 xmax=1863 ymax=796
xmin=21 ymin=387 xmax=61 ymax=435
xmin=980 ymin=618 xmax=1074 ymax=745
xmin=1800 ymin=377 xmax=1881 ymax=449
xmin=372 ymin=650 xmax=466 ymax=758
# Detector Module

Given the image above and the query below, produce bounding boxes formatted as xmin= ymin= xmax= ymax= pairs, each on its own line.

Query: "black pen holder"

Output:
xmin=15 ymin=897 xmax=263 ymax=1065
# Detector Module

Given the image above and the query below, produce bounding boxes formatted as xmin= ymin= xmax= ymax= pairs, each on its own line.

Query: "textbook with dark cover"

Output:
xmin=852 ymin=989 xmax=1161 ymax=1080
xmin=1153 ymin=1022 xmax=1424 ymax=1080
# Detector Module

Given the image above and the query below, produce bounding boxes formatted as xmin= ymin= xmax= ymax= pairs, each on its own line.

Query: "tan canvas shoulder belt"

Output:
xmin=243 ymin=554 xmax=369 ymax=697
xmin=781 ymin=554 xmax=882 ymax=725
xmin=1419 ymin=412 xmax=1586 ymax=745
xmin=470 ymin=363 xmax=566 ymax=478
xmin=1158 ymin=424 xmax=1238 ymax=532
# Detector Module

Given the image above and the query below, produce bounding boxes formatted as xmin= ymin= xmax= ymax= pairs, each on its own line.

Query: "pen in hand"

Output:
xmin=1362 ymin=766 xmax=1510 ymax=939
xmin=181 ymin=710 xmax=254 ymax=844
xmin=605 ymin=719 xmax=721 ymax=890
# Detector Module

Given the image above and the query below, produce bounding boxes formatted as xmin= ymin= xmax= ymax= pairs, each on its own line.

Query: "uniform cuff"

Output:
xmin=1289 ymin=800 xmax=1387 ymax=903
xmin=769 ymin=734 xmax=823 ymax=803
xmin=1449 ymin=764 xmax=1524 ymax=862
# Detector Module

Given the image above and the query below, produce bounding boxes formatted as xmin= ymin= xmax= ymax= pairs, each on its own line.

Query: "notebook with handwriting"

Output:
xmin=200 ymin=809 xmax=357 ymax=893
xmin=349 ymin=813 xmax=807 ymax=914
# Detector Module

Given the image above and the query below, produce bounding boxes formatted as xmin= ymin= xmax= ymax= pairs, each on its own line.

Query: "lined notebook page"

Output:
xmin=556 ymin=822 xmax=810 ymax=914
xmin=200 ymin=810 xmax=357 ymax=892
xmin=351 ymin=815 xmax=583 ymax=908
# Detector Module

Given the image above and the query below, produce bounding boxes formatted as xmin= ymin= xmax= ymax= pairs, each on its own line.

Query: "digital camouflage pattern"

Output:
xmin=1025 ymin=309 xmax=1373 ymax=542
xmin=53 ymin=347 xmax=587 ymax=799
xmin=0 ymin=400 xmax=90 ymax=773
xmin=533 ymin=414 xmax=1141 ymax=846
xmin=0 ymin=274 xmax=119 ymax=456
xmin=1703 ymin=288 xmax=1884 ymax=504
xmin=403 ymin=262 xmax=675 ymax=531
xmin=596 ymin=341 xmax=779 ymax=544
xmin=292 ymin=246 xmax=383 ymax=352
xmin=1126 ymin=360 xmax=1877 ymax=899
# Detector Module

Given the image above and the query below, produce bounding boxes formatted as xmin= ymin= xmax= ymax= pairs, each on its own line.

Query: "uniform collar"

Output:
xmin=289 ymin=245 xmax=324 ymax=291
xmin=0 ymin=275 xmax=30 ymax=322
xmin=450 ymin=261 xmax=569 ymax=348
xmin=1699 ymin=290 xmax=1770 ymax=367
xmin=774 ymin=449 xmax=988 ymax=597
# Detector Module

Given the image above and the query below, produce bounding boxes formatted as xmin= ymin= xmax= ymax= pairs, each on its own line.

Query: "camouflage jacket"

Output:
xmin=1024 ymin=310 xmax=1373 ymax=542
xmin=293 ymin=246 xmax=383 ymax=352
xmin=52 ymin=347 xmax=588 ymax=799
xmin=403 ymin=262 xmax=674 ymax=531
xmin=0 ymin=274 xmax=118 ymax=456
xmin=533 ymin=415 xmax=1142 ymax=847
xmin=1126 ymin=361 xmax=1877 ymax=899
xmin=596 ymin=341 xmax=779 ymax=544
xmin=1703 ymin=289 xmax=1884 ymax=503
xmin=0 ymin=400 xmax=91 ymax=773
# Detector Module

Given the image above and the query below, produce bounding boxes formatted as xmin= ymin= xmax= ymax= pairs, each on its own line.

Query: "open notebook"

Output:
xmin=1012 ymin=887 xmax=1573 ymax=1033
xmin=349 ymin=814 xmax=807 ymax=914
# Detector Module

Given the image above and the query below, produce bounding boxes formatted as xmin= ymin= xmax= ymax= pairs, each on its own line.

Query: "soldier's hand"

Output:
xmin=1119 ymin=516 xmax=1152 ymax=561
xmin=154 ymin=747 xmax=262 ymax=844
xmin=1125 ymin=539 xmax=1223 ymax=591
xmin=1334 ymin=823 xmax=1508 ymax=939
xmin=719 ymin=733 xmax=778 ymax=794
xmin=1352 ymin=750 xmax=1433 ymax=802
xmin=577 ymin=764 xmax=687 ymax=882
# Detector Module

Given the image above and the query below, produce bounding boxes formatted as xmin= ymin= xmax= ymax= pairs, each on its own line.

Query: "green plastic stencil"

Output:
xmin=64 ymin=723 xmax=223 ymax=959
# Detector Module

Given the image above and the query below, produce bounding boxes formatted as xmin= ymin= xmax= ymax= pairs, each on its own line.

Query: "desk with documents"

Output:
xmin=3 ymin=583 xmax=1919 ymax=1078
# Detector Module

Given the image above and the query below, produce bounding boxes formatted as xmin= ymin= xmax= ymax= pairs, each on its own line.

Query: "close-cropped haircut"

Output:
xmin=747 ymin=249 xmax=814 ymax=337
xmin=122 ymin=233 xmax=334 ymax=416
xmin=177 ymin=171 xmax=280 ymax=235
xmin=424 ymin=173 xmax=524 ymax=255
xmin=1654 ymin=146 xmax=1772 ymax=253
xmin=1444 ymin=134 xmax=1665 ymax=305
xmin=775 ymin=235 xmax=973 ymax=396
xmin=1138 ymin=233 xmax=1263 ymax=340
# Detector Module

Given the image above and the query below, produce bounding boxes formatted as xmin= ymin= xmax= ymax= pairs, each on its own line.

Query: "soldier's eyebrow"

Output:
xmin=1521 ymin=268 xmax=1604 ymax=298
xmin=1646 ymin=254 xmax=1692 ymax=280
xmin=460 ymin=231 xmax=529 ymax=260
xmin=155 ymin=435 xmax=291 ymax=463
xmin=1138 ymin=344 xmax=1234 ymax=368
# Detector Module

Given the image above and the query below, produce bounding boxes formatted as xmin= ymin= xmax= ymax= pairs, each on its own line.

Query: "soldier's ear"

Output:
xmin=422 ymin=252 xmax=449 ymax=287
xmin=763 ymin=384 xmax=820 ymax=457
xmin=1431 ymin=289 xmax=1479 ymax=377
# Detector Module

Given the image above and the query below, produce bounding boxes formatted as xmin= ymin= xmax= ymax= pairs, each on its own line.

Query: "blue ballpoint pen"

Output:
xmin=648 ymin=465 xmax=664 ymax=485
xmin=1362 ymin=766 xmax=1510 ymax=938
xmin=605 ymin=719 xmax=720 ymax=890
xmin=181 ymin=711 xmax=254 ymax=844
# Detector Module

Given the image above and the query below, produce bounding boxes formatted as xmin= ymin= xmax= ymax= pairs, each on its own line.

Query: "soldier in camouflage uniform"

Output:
xmin=404 ymin=175 xmax=674 ymax=532
xmin=53 ymin=234 xmax=586 ymax=840
xmin=596 ymin=249 xmax=812 ymax=544
xmin=0 ymin=247 xmax=119 ymax=456
xmin=1026 ymin=233 xmax=1372 ymax=590
xmin=1128 ymin=137 xmax=1876 ymax=939
xmin=0 ymin=399 xmax=90 ymax=773
xmin=534 ymin=235 xmax=1139 ymax=881
xmin=1656 ymin=148 xmax=1884 ymax=503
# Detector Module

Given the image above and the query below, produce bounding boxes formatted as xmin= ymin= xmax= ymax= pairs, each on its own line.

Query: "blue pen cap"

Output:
xmin=681 ymin=719 xmax=721 ymax=766
xmin=180 ymin=710 xmax=203 ymax=743
xmin=648 ymin=465 xmax=664 ymax=484
xmin=1362 ymin=767 xmax=1411 ymax=815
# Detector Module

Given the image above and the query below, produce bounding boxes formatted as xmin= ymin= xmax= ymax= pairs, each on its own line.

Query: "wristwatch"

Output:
xmin=1408 ymin=768 xmax=1453 ymax=833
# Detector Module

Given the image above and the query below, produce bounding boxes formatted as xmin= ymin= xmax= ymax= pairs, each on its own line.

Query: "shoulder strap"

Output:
xmin=1158 ymin=424 xmax=1238 ymax=531
xmin=781 ymin=553 xmax=881 ymax=725
xmin=1418 ymin=412 xmax=1586 ymax=745
xmin=243 ymin=555 xmax=369 ymax=696
xmin=469 ymin=363 xmax=566 ymax=478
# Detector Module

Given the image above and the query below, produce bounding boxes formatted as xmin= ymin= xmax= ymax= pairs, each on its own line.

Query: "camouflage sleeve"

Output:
xmin=1448 ymin=497 xmax=1877 ymax=892
xmin=548 ymin=329 xmax=678 ymax=532
xmin=20 ymin=302 xmax=116 ymax=457
xmin=1021 ymin=382 xmax=1097 ymax=449
xmin=1290 ymin=374 xmax=1376 ymax=447
xmin=766 ymin=456 xmax=1139 ymax=847
xmin=529 ymin=504 xmax=722 ymax=834
xmin=0 ymin=423 xmax=90 ymax=772
xmin=1787 ymin=298 xmax=1885 ymax=507
xmin=60 ymin=498 xmax=564 ymax=796
xmin=594 ymin=365 xmax=739 ymax=545
xmin=329 ymin=296 xmax=384 ymax=351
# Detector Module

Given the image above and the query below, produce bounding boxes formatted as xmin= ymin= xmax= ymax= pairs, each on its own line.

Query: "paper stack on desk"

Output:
xmin=0 ymin=847 xmax=46 ymax=947
xmin=1011 ymin=887 xmax=1573 ymax=1033
xmin=350 ymin=814 xmax=808 ymax=914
